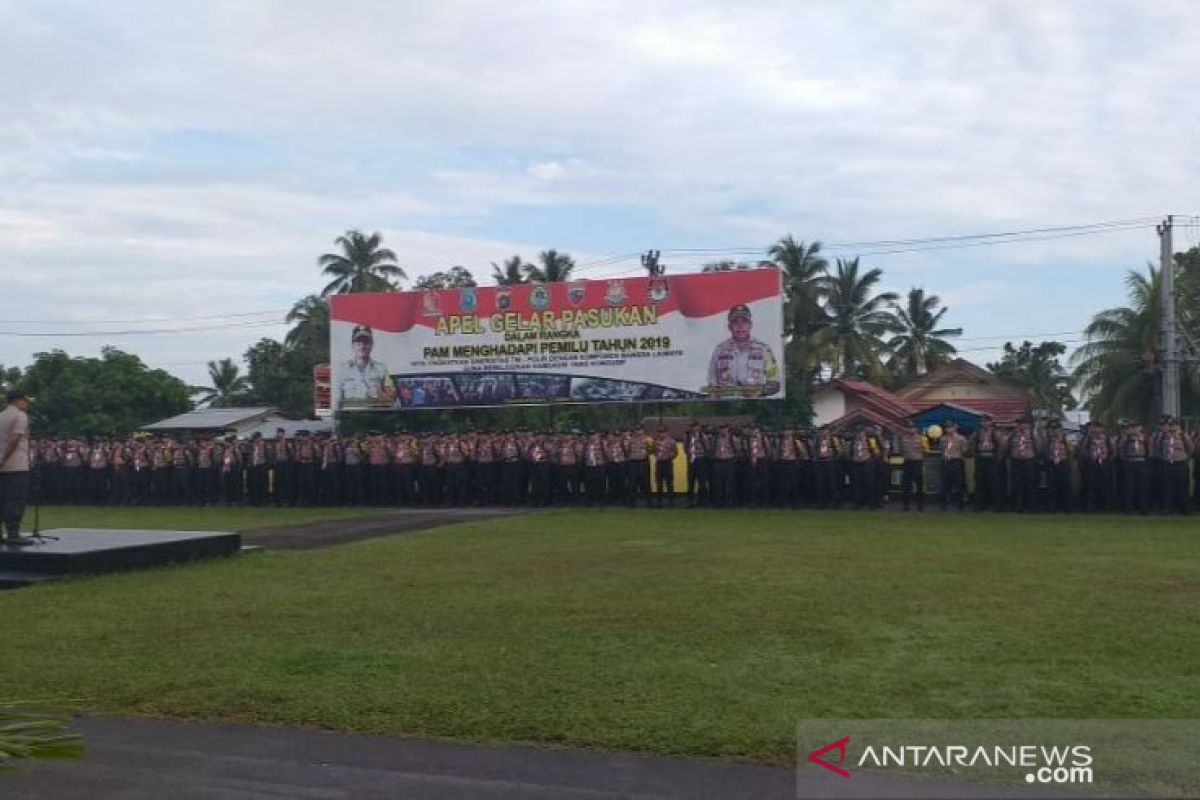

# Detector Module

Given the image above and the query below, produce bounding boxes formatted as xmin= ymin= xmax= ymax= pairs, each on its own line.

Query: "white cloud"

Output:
xmin=0 ymin=0 xmax=1198 ymax=384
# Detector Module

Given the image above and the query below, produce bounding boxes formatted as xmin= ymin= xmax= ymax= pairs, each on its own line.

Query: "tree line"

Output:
xmin=7 ymin=227 xmax=1194 ymax=435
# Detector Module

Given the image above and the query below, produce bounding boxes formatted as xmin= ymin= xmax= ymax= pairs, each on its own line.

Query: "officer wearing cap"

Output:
xmin=339 ymin=325 xmax=393 ymax=406
xmin=0 ymin=389 xmax=33 ymax=544
xmin=705 ymin=304 xmax=780 ymax=397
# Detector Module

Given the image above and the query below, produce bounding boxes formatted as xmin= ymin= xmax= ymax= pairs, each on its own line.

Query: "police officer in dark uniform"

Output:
xmin=624 ymin=426 xmax=652 ymax=508
xmin=1007 ymin=418 xmax=1038 ymax=512
xmin=684 ymin=421 xmax=708 ymax=507
xmin=897 ymin=419 xmax=927 ymax=511
xmin=1043 ymin=420 xmax=1072 ymax=513
xmin=940 ymin=421 xmax=968 ymax=511
xmin=970 ymin=414 xmax=999 ymax=511
xmin=652 ymin=427 xmax=679 ymax=507
xmin=811 ymin=426 xmax=838 ymax=509
xmin=1119 ymin=420 xmax=1149 ymax=515
xmin=710 ymin=423 xmax=736 ymax=508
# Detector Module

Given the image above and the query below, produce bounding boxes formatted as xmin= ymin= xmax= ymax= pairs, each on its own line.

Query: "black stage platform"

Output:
xmin=0 ymin=529 xmax=241 ymax=589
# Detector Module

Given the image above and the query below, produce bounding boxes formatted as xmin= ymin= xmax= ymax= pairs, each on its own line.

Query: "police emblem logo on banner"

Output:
xmin=648 ymin=277 xmax=669 ymax=303
xmin=604 ymin=280 xmax=626 ymax=306
xmin=566 ymin=282 xmax=587 ymax=306
xmin=530 ymin=283 xmax=551 ymax=310
xmin=496 ymin=288 xmax=511 ymax=311
xmin=459 ymin=288 xmax=478 ymax=314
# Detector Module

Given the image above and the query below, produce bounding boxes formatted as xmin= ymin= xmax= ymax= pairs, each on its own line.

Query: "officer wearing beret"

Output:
xmin=705 ymin=304 xmax=780 ymax=397
xmin=339 ymin=325 xmax=393 ymax=407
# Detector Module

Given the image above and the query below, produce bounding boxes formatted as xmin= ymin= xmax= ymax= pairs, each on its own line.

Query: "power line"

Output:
xmin=0 ymin=320 xmax=285 ymax=337
xmin=0 ymin=309 xmax=288 ymax=325
xmin=571 ymin=217 xmax=1194 ymax=276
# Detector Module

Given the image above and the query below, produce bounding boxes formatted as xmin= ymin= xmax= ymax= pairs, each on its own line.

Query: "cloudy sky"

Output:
xmin=2 ymin=0 xmax=1198 ymax=387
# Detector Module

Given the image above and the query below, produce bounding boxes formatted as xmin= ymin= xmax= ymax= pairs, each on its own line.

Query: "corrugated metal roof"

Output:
xmin=143 ymin=407 xmax=278 ymax=431
xmin=239 ymin=418 xmax=333 ymax=439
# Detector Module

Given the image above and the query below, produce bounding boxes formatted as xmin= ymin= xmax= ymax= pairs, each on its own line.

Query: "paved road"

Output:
xmin=2 ymin=717 xmax=1087 ymax=800
xmin=242 ymin=507 xmax=535 ymax=550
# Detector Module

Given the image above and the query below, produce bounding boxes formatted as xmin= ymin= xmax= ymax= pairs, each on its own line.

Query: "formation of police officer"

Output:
xmin=24 ymin=414 xmax=1199 ymax=513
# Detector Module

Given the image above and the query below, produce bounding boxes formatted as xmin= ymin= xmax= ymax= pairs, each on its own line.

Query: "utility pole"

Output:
xmin=1159 ymin=215 xmax=1178 ymax=418
xmin=641 ymin=250 xmax=663 ymax=276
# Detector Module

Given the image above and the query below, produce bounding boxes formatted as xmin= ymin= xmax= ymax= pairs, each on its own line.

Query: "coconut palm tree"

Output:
xmin=770 ymin=236 xmax=830 ymax=380
xmin=285 ymin=294 xmax=330 ymax=362
xmin=491 ymin=255 xmax=530 ymax=286
xmin=1071 ymin=266 xmax=1165 ymax=422
xmin=523 ymin=249 xmax=576 ymax=283
xmin=199 ymin=358 xmax=251 ymax=407
xmin=817 ymin=257 xmax=898 ymax=379
xmin=318 ymin=229 xmax=405 ymax=296
xmin=884 ymin=287 xmax=962 ymax=380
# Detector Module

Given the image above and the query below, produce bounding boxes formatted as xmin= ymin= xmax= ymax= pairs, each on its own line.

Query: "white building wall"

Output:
xmin=812 ymin=390 xmax=846 ymax=427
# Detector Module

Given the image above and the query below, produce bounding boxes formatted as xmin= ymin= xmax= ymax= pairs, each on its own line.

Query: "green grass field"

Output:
xmin=0 ymin=508 xmax=1197 ymax=764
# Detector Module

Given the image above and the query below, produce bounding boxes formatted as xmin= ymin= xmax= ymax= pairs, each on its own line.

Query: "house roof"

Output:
xmin=814 ymin=378 xmax=917 ymax=424
xmin=824 ymin=406 xmax=908 ymax=432
xmin=895 ymin=358 xmax=1027 ymax=401
xmin=921 ymin=398 xmax=1029 ymax=423
xmin=238 ymin=418 xmax=332 ymax=440
xmin=143 ymin=407 xmax=279 ymax=432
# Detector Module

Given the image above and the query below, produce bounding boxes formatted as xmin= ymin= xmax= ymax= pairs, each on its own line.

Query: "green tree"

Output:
xmin=769 ymin=235 xmax=830 ymax=382
xmin=243 ymin=338 xmax=316 ymax=418
xmin=199 ymin=358 xmax=251 ymax=407
xmin=20 ymin=348 xmax=192 ymax=435
xmin=412 ymin=266 xmax=478 ymax=290
xmin=884 ymin=287 xmax=962 ymax=380
xmin=1070 ymin=267 xmax=1174 ymax=423
xmin=817 ymin=257 xmax=898 ymax=380
xmin=524 ymin=249 xmax=576 ymax=283
xmin=491 ymin=255 xmax=530 ymax=286
xmin=319 ymin=229 xmax=405 ymax=295
xmin=284 ymin=295 xmax=330 ymax=364
xmin=989 ymin=340 xmax=1078 ymax=418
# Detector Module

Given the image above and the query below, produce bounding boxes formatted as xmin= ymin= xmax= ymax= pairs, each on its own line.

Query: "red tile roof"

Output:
xmin=832 ymin=378 xmax=918 ymax=419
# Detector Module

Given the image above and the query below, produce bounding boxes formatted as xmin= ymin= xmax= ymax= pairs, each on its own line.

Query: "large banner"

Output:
xmin=329 ymin=268 xmax=784 ymax=410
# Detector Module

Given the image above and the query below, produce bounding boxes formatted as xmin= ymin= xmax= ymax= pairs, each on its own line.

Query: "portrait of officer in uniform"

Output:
xmin=705 ymin=304 xmax=780 ymax=397
xmin=339 ymin=325 xmax=393 ymax=407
